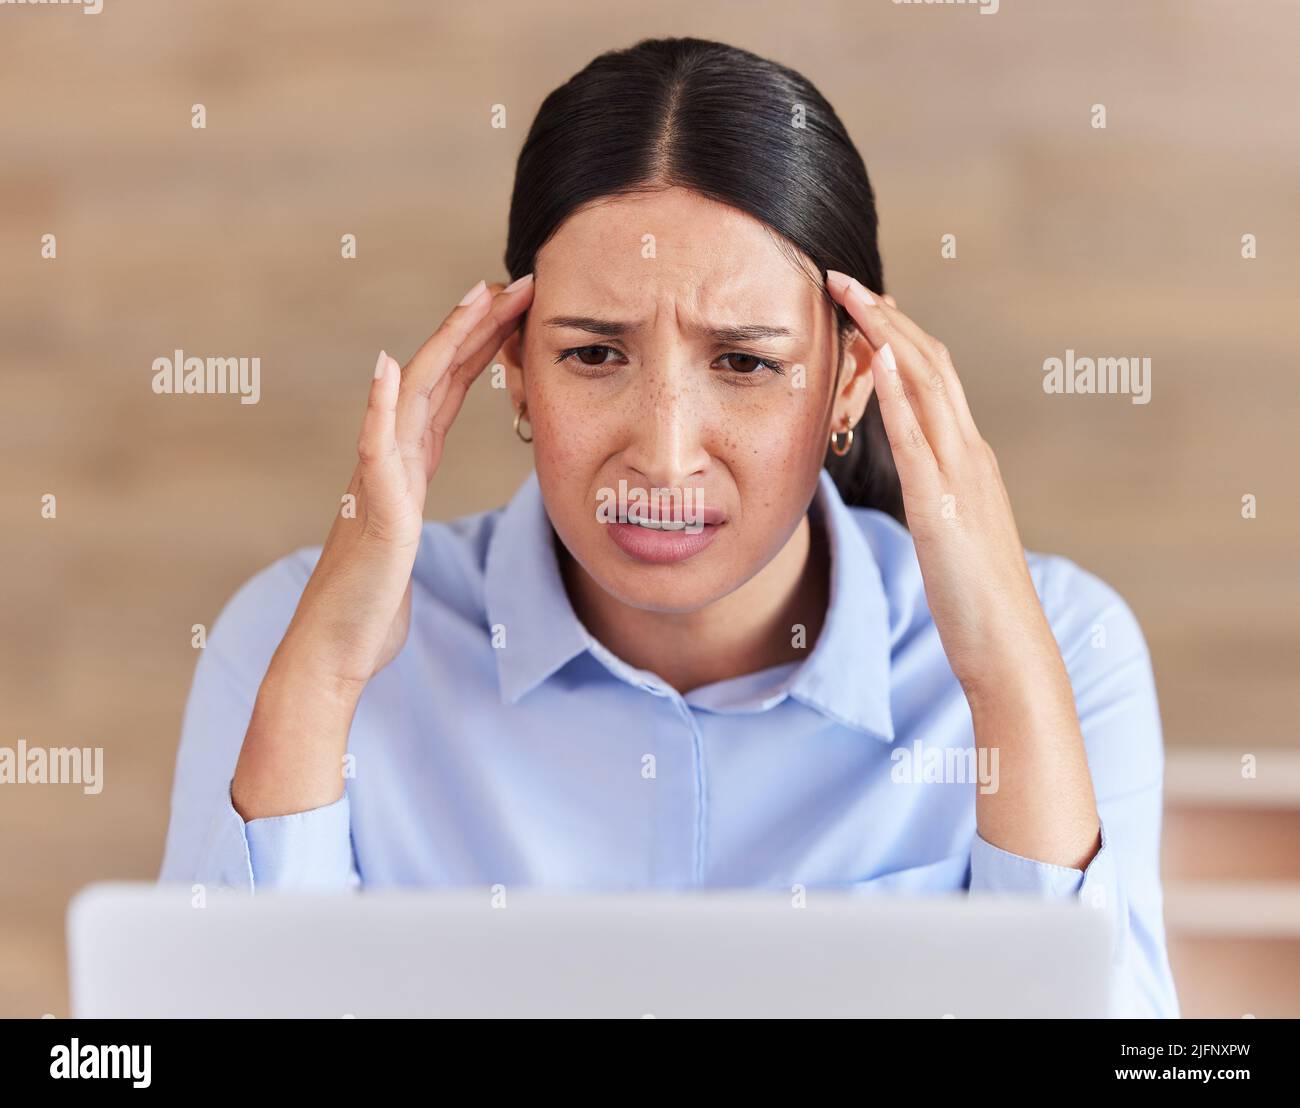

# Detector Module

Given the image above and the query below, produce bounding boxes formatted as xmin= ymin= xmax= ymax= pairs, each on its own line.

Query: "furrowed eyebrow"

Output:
xmin=707 ymin=323 xmax=795 ymax=344
xmin=543 ymin=316 xmax=632 ymax=339
xmin=542 ymin=316 xmax=796 ymax=344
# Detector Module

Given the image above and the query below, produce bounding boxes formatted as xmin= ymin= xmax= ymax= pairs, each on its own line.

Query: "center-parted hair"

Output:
xmin=505 ymin=35 xmax=905 ymax=525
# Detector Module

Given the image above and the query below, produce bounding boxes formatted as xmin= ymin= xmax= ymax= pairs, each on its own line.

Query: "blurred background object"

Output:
xmin=2 ymin=0 xmax=1297 ymax=1018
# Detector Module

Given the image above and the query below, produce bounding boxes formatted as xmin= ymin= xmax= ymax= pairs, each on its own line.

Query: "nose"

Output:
xmin=621 ymin=364 xmax=709 ymax=491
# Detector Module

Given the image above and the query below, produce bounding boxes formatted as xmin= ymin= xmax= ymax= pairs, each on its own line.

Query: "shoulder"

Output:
xmin=203 ymin=545 xmax=319 ymax=694
xmin=1022 ymin=550 xmax=1152 ymax=668
xmin=205 ymin=503 xmax=507 ymax=684
xmin=844 ymin=505 xmax=1150 ymax=661
xmin=844 ymin=510 xmax=1163 ymax=787
xmin=1023 ymin=552 xmax=1165 ymax=794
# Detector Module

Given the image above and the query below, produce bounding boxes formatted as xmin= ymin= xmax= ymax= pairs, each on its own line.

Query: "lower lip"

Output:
xmin=606 ymin=521 xmax=722 ymax=564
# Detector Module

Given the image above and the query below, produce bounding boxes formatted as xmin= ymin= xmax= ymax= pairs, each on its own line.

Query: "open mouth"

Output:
xmin=613 ymin=501 xmax=727 ymax=528
xmin=617 ymin=511 xmax=704 ymax=532
xmin=604 ymin=512 xmax=725 ymax=565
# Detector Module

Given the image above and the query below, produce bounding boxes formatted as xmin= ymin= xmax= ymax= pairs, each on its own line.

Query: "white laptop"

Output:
xmin=68 ymin=882 xmax=1112 ymax=1018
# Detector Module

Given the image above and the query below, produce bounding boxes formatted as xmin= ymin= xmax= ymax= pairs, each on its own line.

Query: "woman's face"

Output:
xmin=504 ymin=186 xmax=871 ymax=614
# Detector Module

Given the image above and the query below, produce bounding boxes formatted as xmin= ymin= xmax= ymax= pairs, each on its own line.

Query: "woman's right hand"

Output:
xmin=280 ymin=275 xmax=535 ymax=687
xmin=231 ymin=274 xmax=534 ymax=821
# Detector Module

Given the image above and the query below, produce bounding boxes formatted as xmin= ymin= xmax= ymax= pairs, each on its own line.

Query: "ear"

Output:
xmin=496 ymin=327 xmax=526 ymax=410
xmin=477 ymin=279 xmax=527 ymax=408
xmin=832 ymin=325 xmax=877 ymax=432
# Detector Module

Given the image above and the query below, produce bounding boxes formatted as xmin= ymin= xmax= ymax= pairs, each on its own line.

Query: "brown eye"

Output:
xmin=718 ymin=352 xmax=784 ymax=377
xmin=553 ymin=344 xmax=623 ymax=376
xmin=574 ymin=346 xmax=610 ymax=366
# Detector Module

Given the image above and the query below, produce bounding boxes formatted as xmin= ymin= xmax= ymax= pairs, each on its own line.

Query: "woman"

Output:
xmin=160 ymin=36 xmax=1179 ymax=1017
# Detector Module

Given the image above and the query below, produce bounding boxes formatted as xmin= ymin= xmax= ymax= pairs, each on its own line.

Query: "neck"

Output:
xmin=559 ymin=508 xmax=830 ymax=695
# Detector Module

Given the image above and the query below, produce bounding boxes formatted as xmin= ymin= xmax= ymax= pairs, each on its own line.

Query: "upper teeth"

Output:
xmin=629 ymin=514 xmax=686 ymax=530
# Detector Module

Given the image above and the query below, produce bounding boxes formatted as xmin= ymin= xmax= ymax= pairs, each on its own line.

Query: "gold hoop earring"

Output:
xmin=513 ymin=402 xmax=533 ymax=443
xmin=829 ymin=421 xmax=854 ymax=457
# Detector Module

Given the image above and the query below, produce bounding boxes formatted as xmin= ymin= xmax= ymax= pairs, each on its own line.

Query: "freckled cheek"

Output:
xmin=717 ymin=392 xmax=828 ymax=475
xmin=527 ymin=381 xmax=611 ymax=486
xmin=716 ymin=399 xmax=828 ymax=543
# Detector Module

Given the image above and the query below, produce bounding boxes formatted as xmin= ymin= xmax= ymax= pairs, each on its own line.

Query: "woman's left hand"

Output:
xmin=825 ymin=271 xmax=1069 ymax=708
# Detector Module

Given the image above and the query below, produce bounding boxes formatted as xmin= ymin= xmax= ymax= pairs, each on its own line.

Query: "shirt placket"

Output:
xmin=632 ymin=675 xmax=707 ymax=889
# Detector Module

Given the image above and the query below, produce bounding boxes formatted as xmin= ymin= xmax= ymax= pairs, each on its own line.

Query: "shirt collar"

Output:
xmin=483 ymin=468 xmax=896 ymax=742
xmin=784 ymin=468 xmax=895 ymax=742
xmin=483 ymin=470 xmax=592 ymax=705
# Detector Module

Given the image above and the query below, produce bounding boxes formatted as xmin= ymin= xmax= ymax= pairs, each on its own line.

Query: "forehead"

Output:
xmin=534 ymin=187 xmax=819 ymax=321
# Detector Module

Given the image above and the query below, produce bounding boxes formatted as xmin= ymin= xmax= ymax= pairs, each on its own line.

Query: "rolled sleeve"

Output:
xmin=244 ymin=786 xmax=358 ymax=892
xmin=971 ymin=820 xmax=1123 ymax=952
xmin=192 ymin=784 xmax=257 ymax=892
xmin=970 ymin=820 xmax=1114 ymax=903
xmin=193 ymin=780 xmax=359 ymax=893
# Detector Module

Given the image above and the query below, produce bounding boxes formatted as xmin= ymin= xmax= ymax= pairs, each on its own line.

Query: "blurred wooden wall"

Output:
xmin=2 ymin=0 xmax=1297 ymax=1017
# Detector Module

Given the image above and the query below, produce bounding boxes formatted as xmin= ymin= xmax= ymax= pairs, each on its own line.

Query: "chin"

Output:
xmin=579 ymin=537 xmax=740 ymax=614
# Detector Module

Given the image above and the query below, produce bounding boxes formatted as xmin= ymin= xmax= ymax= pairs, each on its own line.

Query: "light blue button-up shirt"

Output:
xmin=160 ymin=467 xmax=1180 ymax=1017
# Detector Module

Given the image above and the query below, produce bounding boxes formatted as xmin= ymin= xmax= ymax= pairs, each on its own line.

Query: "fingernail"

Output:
xmin=374 ymin=349 xmax=387 ymax=379
xmin=876 ymin=343 xmax=897 ymax=375
xmin=458 ymin=279 xmax=488 ymax=306
xmin=850 ymin=278 xmax=875 ymax=306
xmin=504 ymin=272 xmax=534 ymax=293
xmin=825 ymin=270 xmax=851 ymax=296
